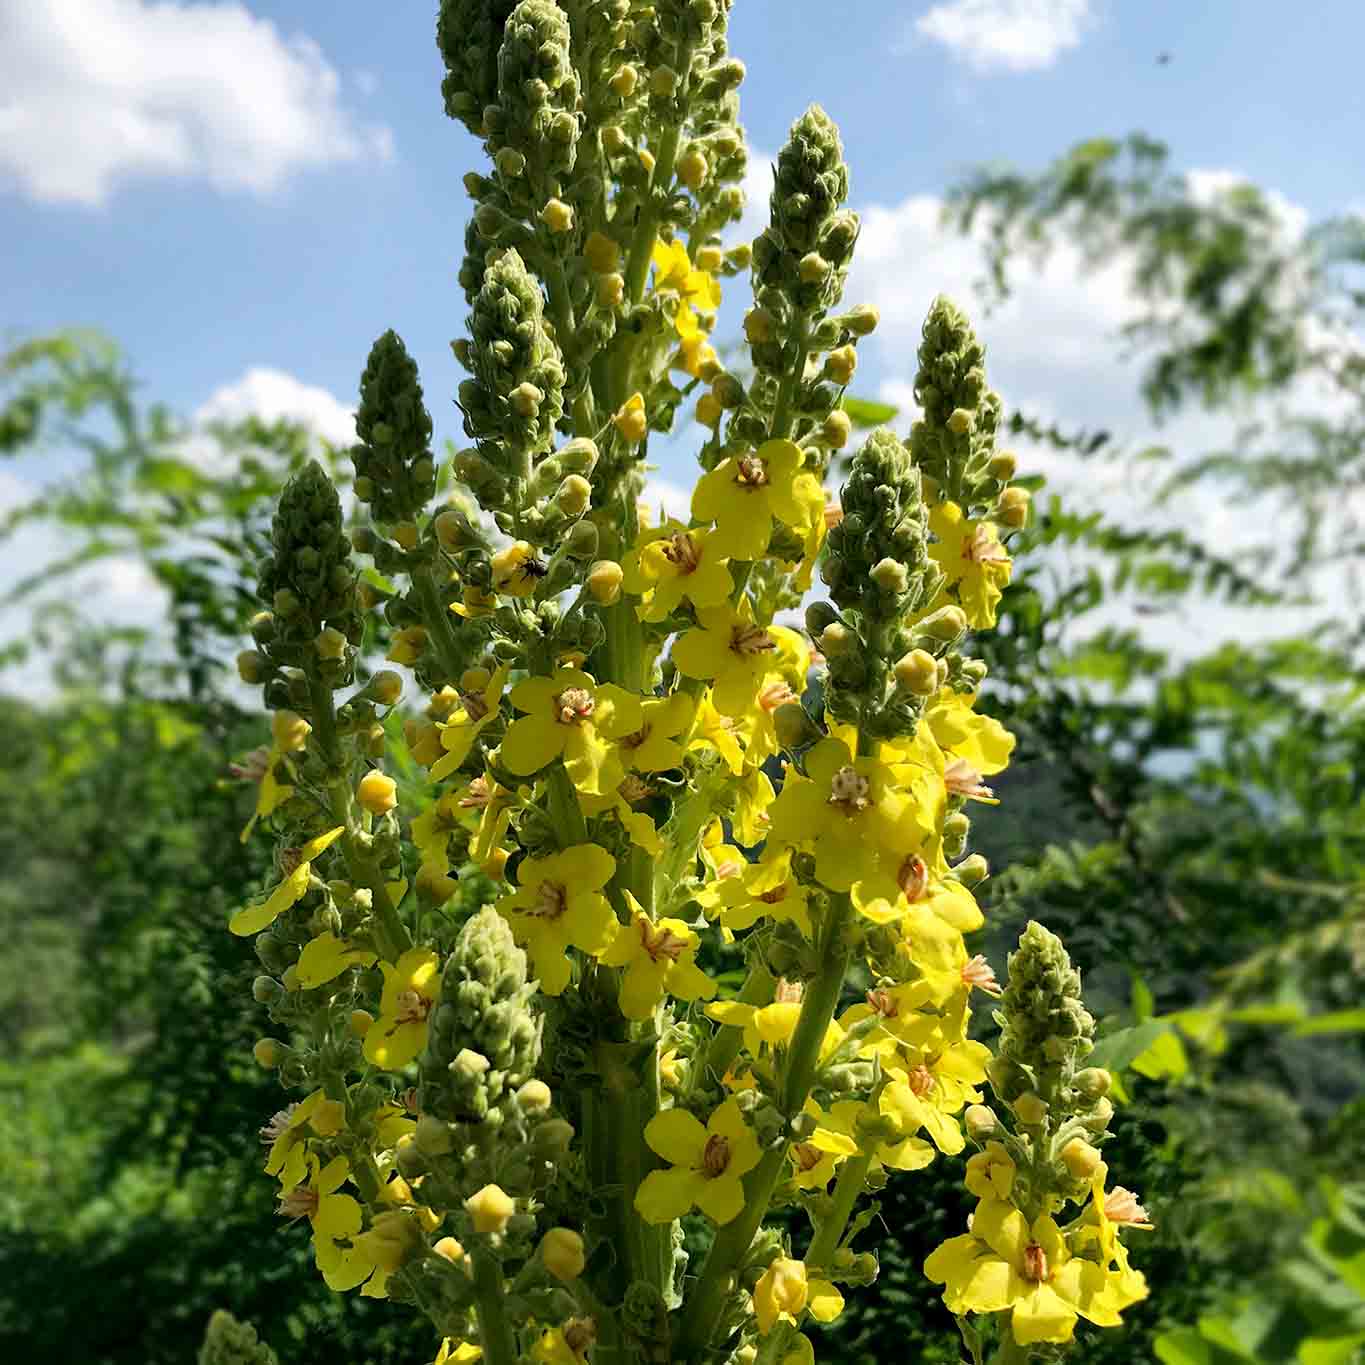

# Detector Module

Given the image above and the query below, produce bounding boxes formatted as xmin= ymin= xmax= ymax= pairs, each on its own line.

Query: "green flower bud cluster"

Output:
xmin=907 ymin=296 xmax=1008 ymax=508
xmin=254 ymin=461 xmax=361 ymax=689
xmin=437 ymin=0 xmax=520 ymax=134
xmin=197 ymin=1309 xmax=278 ymax=1365
xmin=812 ymin=427 xmax=944 ymax=738
xmin=352 ymin=330 xmax=437 ymax=526
xmin=416 ymin=910 xmax=565 ymax=1205
xmin=982 ymin=922 xmax=1113 ymax=1219
xmin=458 ymin=249 xmax=568 ymax=520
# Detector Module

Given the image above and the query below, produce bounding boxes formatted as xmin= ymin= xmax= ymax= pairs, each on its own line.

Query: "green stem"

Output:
xmin=675 ymin=897 xmax=854 ymax=1362
xmin=990 ymin=1321 xmax=1030 ymax=1364
xmin=768 ymin=319 xmax=810 ymax=442
xmin=471 ymin=1249 xmax=518 ymax=1365
xmin=414 ymin=561 xmax=466 ymax=682
xmin=305 ymin=669 xmax=409 ymax=960
xmin=688 ymin=964 xmax=771 ymax=1099
xmin=623 ymin=124 xmax=683 ymax=306
xmin=804 ymin=1152 xmax=871 ymax=1267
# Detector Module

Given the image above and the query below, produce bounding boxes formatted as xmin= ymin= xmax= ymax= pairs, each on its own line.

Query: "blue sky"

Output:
xmin=1 ymin=0 xmax=1361 ymax=681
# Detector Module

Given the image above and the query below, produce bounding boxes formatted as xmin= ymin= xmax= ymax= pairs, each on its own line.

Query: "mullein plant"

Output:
xmin=227 ymin=3 xmax=1150 ymax=1363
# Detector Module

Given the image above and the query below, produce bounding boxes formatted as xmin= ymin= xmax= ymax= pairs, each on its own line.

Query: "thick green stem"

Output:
xmin=804 ymin=1152 xmax=871 ymax=1267
xmin=768 ymin=319 xmax=810 ymax=442
xmin=674 ymin=897 xmax=855 ymax=1362
xmin=623 ymin=124 xmax=683 ymax=306
xmin=471 ymin=1249 xmax=519 ymax=1365
xmin=413 ymin=561 xmax=466 ymax=682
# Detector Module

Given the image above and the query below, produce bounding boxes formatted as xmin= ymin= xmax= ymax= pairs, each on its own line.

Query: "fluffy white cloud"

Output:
xmin=0 ymin=0 xmax=392 ymax=207
xmin=913 ymin=0 xmax=1095 ymax=72
xmin=194 ymin=366 xmax=357 ymax=448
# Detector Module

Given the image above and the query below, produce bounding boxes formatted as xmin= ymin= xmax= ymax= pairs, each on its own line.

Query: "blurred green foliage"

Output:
xmin=2 ymin=131 xmax=1363 ymax=1365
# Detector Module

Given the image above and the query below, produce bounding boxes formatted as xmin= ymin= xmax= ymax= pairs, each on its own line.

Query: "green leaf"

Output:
xmin=1300 ymin=1334 xmax=1365 ymax=1365
xmin=1155 ymin=1328 xmax=1213 ymax=1365
xmin=1087 ymin=1020 xmax=1171 ymax=1074
xmin=1132 ymin=1027 xmax=1189 ymax=1081
xmin=1132 ymin=973 xmax=1155 ymax=1021
xmin=840 ymin=396 xmax=898 ymax=426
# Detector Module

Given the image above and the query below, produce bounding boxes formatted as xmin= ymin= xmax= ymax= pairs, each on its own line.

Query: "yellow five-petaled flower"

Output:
xmin=635 ymin=1097 xmax=761 ymax=1225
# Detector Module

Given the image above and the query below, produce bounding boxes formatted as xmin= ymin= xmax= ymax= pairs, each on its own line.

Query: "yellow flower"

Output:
xmin=615 ymin=693 xmax=694 ymax=772
xmin=811 ymin=1097 xmax=934 ymax=1175
xmin=295 ymin=931 xmax=377 ymax=988
xmin=429 ymin=664 xmax=510 ymax=781
xmin=262 ymin=1090 xmax=347 ymax=1189
xmin=599 ymin=894 xmax=716 ymax=1019
xmin=687 ymin=693 xmax=746 ymax=774
xmin=533 ymin=1322 xmax=596 ymax=1365
xmin=625 ymin=524 xmax=733 ymax=623
xmin=897 ymin=903 xmax=1000 ymax=1006
xmin=927 ymin=501 xmax=1012 ymax=629
xmin=672 ymin=300 xmax=719 ymax=378
xmin=923 ymin=688 xmax=1015 ymax=779
xmin=1076 ymin=1165 xmax=1151 ymax=1317
xmin=613 ymin=392 xmax=648 ymax=444
xmin=705 ymin=997 xmax=845 ymax=1064
xmin=578 ymin=776 xmax=663 ymax=855
xmin=965 ymin=1142 xmax=1016 ymax=1201
xmin=696 ymin=848 xmax=812 ymax=938
xmin=357 ymin=769 xmax=398 ymax=815
xmin=924 ymin=1198 xmax=1111 ymax=1345
xmin=435 ymin=1340 xmax=483 ymax=1365
xmin=754 ymin=1257 xmax=844 ymax=1334
xmin=692 ymin=439 xmax=824 ymax=561
xmin=651 ymin=238 xmax=722 ymax=310
xmin=635 ymin=1097 xmax=761 ymax=1225
xmin=673 ymin=603 xmax=804 ymax=718
xmin=496 ymin=843 xmax=618 ymax=995
xmin=501 ymin=669 xmax=644 ymax=796
xmin=491 ymin=540 xmax=545 ymax=597
xmin=238 ymin=709 xmax=310 ymax=841
xmin=732 ymin=766 xmax=775 ymax=846
xmin=276 ymin=1154 xmax=378 ymax=1293
xmin=465 ymin=1182 xmax=516 ymax=1234
xmin=364 ymin=948 xmax=443 ymax=1070
xmin=767 ymin=738 xmax=927 ymax=893
xmin=387 ymin=625 xmax=428 ymax=666
xmin=880 ymin=1034 xmax=991 ymax=1155
xmin=789 ymin=1102 xmax=858 ymax=1190
xmin=229 ymin=826 xmax=345 ymax=936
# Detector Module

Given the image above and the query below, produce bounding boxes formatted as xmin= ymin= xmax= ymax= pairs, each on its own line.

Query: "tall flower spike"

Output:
xmin=255 ymin=460 xmax=359 ymax=674
xmin=458 ymin=248 xmax=567 ymax=515
xmin=197 ymin=1309 xmax=279 ymax=1365
xmin=437 ymin=0 xmax=520 ymax=134
xmin=908 ymin=296 xmax=1004 ymax=506
xmin=353 ymin=330 xmax=437 ymax=526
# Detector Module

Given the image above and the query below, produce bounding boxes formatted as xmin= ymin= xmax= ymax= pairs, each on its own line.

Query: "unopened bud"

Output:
xmin=870 ymin=557 xmax=908 ymax=593
xmin=559 ymin=437 xmax=599 ymax=474
xmin=1061 ymin=1138 xmax=1103 ymax=1179
xmin=773 ymin=703 xmax=818 ymax=749
xmin=893 ymin=648 xmax=939 ymax=696
xmin=799 ymin=252 xmax=830 ymax=285
xmin=695 ymin=392 xmax=723 ymax=428
xmin=272 ymin=710 xmax=311 ymax=752
xmin=988 ymin=450 xmax=1018 ymax=481
xmin=819 ymin=623 xmax=856 ymax=657
xmin=694 ymin=244 xmax=723 ymax=273
xmin=433 ymin=1236 xmax=467 ymax=1265
xmin=393 ymin=522 xmax=419 ymax=551
xmin=368 ymin=670 xmax=402 ymax=706
xmin=1013 ymin=1092 xmax=1048 ymax=1126
xmin=1083 ymin=1097 xmax=1115 ymax=1134
xmin=947 ymin=407 xmax=973 ymax=435
xmin=648 ymin=66 xmax=678 ymax=97
xmin=845 ymin=304 xmax=879 ymax=336
xmin=236 ymin=650 xmax=267 ymax=684
xmin=597 ymin=272 xmax=626 ymax=309
xmin=251 ymin=975 xmax=282 ymax=1005
xmin=953 ymin=853 xmax=989 ymax=887
xmin=916 ymin=605 xmax=968 ymax=642
xmin=710 ymin=374 xmax=745 ymax=410
xmin=495 ymin=147 xmax=525 ymax=177
xmin=540 ymin=1228 xmax=586 ymax=1282
xmin=453 ymin=1048 xmax=490 ymax=1079
xmin=743 ymin=307 xmax=775 ymax=345
xmin=253 ymin=1038 xmax=286 ymax=1069
xmin=677 ymin=148 xmax=708 ymax=190
xmin=556 ymin=474 xmax=592 ymax=518
xmin=821 ymin=410 xmax=851 ymax=448
xmin=517 ymin=1079 xmax=553 ymax=1112
xmin=587 ymin=560 xmax=624 ymax=605
xmin=566 ymin=520 xmax=599 ymax=558
xmin=608 ymin=64 xmax=638 ymax=97
xmin=997 ymin=486 xmax=1031 ymax=529
xmin=540 ymin=198 xmax=574 ymax=234
xmin=584 ymin=231 xmax=620 ymax=274
xmin=510 ymin=382 xmax=544 ymax=418
xmin=1073 ymin=1067 xmax=1112 ymax=1101
xmin=349 ymin=1009 xmax=373 ymax=1038
xmin=357 ymin=770 xmax=397 ymax=815
xmin=613 ymin=393 xmax=647 ymax=444
xmin=416 ymin=1114 xmax=456 ymax=1155
xmin=825 ymin=345 xmax=856 ymax=386
xmin=315 ymin=627 xmax=348 ymax=662
xmin=963 ymin=1104 xmax=998 ymax=1142
xmin=465 ymin=1183 xmax=516 ymax=1235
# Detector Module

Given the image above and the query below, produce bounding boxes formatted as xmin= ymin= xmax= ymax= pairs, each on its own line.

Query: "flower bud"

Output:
xmin=556 ymin=475 xmax=592 ymax=518
xmin=694 ymin=244 xmax=723 ymax=272
xmin=821 ymin=409 xmax=851 ymax=448
xmin=465 ymin=1183 xmax=516 ymax=1235
xmin=609 ymin=64 xmax=638 ymax=97
xmin=1082 ymin=1097 xmax=1115 ymax=1134
xmin=710 ymin=374 xmax=745 ymax=410
xmin=272 ymin=710 xmax=311 ymax=752
xmin=743 ymin=307 xmax=775 ymax=345
xmin=915 ymin=604 xmax=968 ymax=642
xmin=773 ymin=702 xmax=819 ymax=750
xmin=349 ymin=1009 xmax=373 ymax=1038
xmin=315 ymin=627 xmax=348 ymax=661
xmin=798 ymin=252 xmax=830 ymax=285
xmin=677 ymin=148 xmax=709 ymax=190
xmin=368 ymin=670 xmax=403 ymax=706
xmin=825 ymin=345 xmax=856 ymax=386
xmin=434 ymin=1236 xmax=467 ymax=1265
xmin=997 ymin=486 xmax=1031 ymax=529
xmin=253 ymin=1038 xmax=287 ymax=1069
xmin=510 ymin=382 xmax=544 ymax=418
xmin=870 ymin=557 xmax=908 ymax=593
xmin=251 ymin=975 xmax=282 ymax=1005
xmin=495 ymin=147 xmax=525 ymax=178
xmin=357 ymin=770 xmax=398 ymax=815
xmin=947 ymin=407 xmax=973 ymax=435
xmin=845 ymin=304 xmax=880 ymax=336
xmin=416 ymin=1114 xmax=456 ymax=1155
xmin=602 ymin=125 xmax=629 ymax=155
xmin=236 ymin=650 xmax=267 ymax=684
xmin=893 ymin=648 xmax=939 ymax=696
xmin=648 ymin=66 xmax=678 ymax=97
xmin=248 ymin=610 xmax=276 ymax=644
xmin=453 ymin=1048 xmax=491 ymax=1079
xmin=566 ymin=520 xmax=599 ymax=558
xmin=587 ymin=560 xmax=623 ymax=605
xmin=540 ymin=198 xmax=574 ymax=234
xmin=559 ymin=437 xmax=599 ymax=475
xmin=963 ymin=1104 xmax=998 ymax=1143
xmin=517 ymin=1078 xmax=553 ymax=1112
xmin=953 ymin=853 xmax=989 ymax=887
xmin=1061 ymin=1137 xmax=1103 ymax=1179
xmin=613 ymin=393 xmax=647 ymax=444
xmin=393 ymin=523 xmax=419 ymax=551
xmin=540 ymin=1228 xmax=586 ymax=1282
xmin=695 ymin=392 xmax=723 ymax=428
xmin=597 ymin=272 xmax=626 ymax=309
xmin=988 ymin=450 xmax=1018 ymax=481
xmin=584 ymin=231 xmax=620 ymax=274
xmin=1013 ymin=1092 xmax=1048 ymax=1126
xmin=535 ymin=1117 xmax=575 ymax=1156
xmin=818 ymin=623 xmax=856 ymax=657
xmin=1073 ymin=1067 xmax=1112 ymax=1101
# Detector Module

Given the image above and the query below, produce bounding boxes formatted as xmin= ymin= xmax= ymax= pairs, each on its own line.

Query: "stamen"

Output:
xmin=555 ymin=687 xmax=595 ymax=725
xmin=702 ymin=1133 xmax=731 ymax=1176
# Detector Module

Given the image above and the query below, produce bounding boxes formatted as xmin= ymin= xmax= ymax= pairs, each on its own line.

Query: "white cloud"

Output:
xmin=0 ymin=0 xmax=392 ymax=207
xmin=914 ymin=0 xmax=1094 ymax=72
xmin=195 ymin=366 xmax=357 ymax=448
